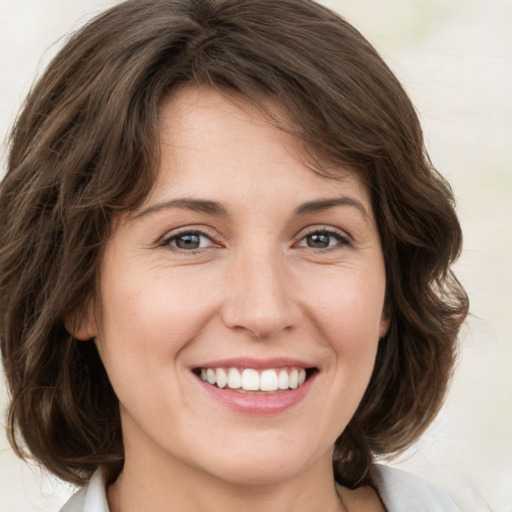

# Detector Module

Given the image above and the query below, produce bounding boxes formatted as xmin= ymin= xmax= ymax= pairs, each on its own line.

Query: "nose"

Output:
xmin=221 ymin=246 xmax=301 ymax=339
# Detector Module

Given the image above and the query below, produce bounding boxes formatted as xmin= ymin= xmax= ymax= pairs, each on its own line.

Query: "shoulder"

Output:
xmin=370 ymin=464 xmax=461 ymax=512
xmin=59 ymin=468 xmax=110 ymax=512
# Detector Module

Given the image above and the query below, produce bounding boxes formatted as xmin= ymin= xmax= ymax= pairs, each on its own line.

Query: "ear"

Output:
xmin=64 ymin=299 xmax=97 ymax=341
xmin=379 ymin=301 xmax=391 ymax=339
xmin=379 ymin=315 xmax=390 ymax=339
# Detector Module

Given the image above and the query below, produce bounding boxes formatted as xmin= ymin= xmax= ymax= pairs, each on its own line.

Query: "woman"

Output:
xmin=0 ymin=1 xmax=469 ymax=511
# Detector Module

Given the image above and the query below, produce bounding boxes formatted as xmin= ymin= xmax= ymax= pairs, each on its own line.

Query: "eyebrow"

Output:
xmin=131 ymin=198 xmax=228 ymax=220
xmin=294 ymin=197 xmax=369 ymax=220
xmin=131 ymin=196 xmax=369 ymax=221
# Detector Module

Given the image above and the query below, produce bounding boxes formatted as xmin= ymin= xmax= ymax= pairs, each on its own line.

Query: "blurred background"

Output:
xmin=1 ymin=0 xmax=510 ymax=510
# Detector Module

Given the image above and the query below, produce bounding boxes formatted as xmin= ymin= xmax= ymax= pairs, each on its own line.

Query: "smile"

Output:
xmin=196 ymin=367 xmax=310 ymax=393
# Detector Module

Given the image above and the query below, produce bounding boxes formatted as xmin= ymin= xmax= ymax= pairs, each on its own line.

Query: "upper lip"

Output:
xmin=192 ymin=357 xmax=317 ymax=370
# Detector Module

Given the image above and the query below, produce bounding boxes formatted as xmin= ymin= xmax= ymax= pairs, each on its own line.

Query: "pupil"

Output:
xmin=176 ymin=234 xmax=200 ymax=249
xmin=307 ymin=233 xmax=330 ymax=248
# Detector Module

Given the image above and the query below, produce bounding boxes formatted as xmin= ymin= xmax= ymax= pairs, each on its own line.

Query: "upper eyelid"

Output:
xmin=158 ymin=226 xmax=218 ymax=244
xmin=158 ymin=231 xmax=220 ymax=254
xmin=296 ymin=229 xmax=351 ymax=248
xmin=295 ymin=225 xmax=352 ymax=242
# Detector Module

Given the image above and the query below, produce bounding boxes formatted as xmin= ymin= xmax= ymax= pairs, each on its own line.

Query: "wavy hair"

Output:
xmin=0 ymin=0 xmax=468 ymax=487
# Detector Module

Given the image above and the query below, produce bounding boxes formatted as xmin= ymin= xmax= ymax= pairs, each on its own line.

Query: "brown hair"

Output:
xmin=0 ymin=0 xmax=468 ymax=488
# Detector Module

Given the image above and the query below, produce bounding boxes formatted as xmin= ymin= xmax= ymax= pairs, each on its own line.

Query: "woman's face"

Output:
xmin=81 ymin=87 xmax=388 ymax=485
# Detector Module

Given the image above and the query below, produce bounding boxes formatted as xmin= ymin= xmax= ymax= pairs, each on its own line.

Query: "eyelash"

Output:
xmin=295 ymin=228 xmax=351 ymax=250
xmin=159 ymin=229 xmax=218 ymax=253
xmin=159 ymin=227 xmax=351 ymax=253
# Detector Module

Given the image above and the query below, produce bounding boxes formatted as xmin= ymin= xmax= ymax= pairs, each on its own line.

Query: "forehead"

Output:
xmin=150 ymin=86 xmax=370 ymax=209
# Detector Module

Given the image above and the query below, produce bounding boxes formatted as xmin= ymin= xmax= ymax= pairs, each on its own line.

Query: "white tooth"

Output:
xmin=289 ymin=368 xmax=299 ymax=389
xmin=241 ymin=369 xmax=260 ymax=391
xmin=206 ymin=368 xmax=216 ymax=385
xmin=227 ymin=368 xmax=242 ymax=389
xmin=260 ymin=369 xmax=278 ymax=391
xmin=278 ymin=369 xmax=289 ymax=390
xmin=200 ymin=369 xmax=207 ymax=381
xmin=298 ymin=368 xmax=306 ymax=386
xmin=216 ymin=368 xmax=228 ymax=388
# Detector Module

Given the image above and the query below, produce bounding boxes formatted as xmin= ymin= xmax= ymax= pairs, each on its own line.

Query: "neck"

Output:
xmin=108 ymin=445 xmax=346 ymax=512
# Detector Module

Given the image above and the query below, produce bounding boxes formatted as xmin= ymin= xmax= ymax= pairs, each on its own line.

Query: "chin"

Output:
xmin=188 ymin=435 xmax=329 ymax=486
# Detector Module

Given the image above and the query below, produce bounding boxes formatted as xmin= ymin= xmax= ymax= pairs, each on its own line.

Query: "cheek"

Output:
xmin=302 ymin=266 xmax=385 ymax=411
xmin=303 ymin=267 xmax=386 ymax=346
xmin=98 ymin=261 xmax=219 ymax=354
xmin=93 ymin=277 xmax=207 ymax=429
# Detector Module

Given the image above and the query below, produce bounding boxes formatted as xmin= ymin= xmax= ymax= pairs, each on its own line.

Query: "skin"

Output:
xmin=74 ymin=86 xmax=388 ymax=512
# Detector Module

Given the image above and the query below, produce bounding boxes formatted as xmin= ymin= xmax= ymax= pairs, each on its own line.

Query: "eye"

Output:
xmin=161 ymin=230 xmax=216 ymax=251
xmin=297 ymin=228 xmax=350 ymax=249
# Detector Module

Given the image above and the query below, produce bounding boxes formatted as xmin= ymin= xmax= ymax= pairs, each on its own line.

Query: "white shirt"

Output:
xmin=60 ymin=464 xmax=461 ymax=512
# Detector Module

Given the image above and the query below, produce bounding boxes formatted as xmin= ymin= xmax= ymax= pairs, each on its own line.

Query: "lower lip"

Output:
xmin=194 ymin=373 xmax=317 ymax=415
